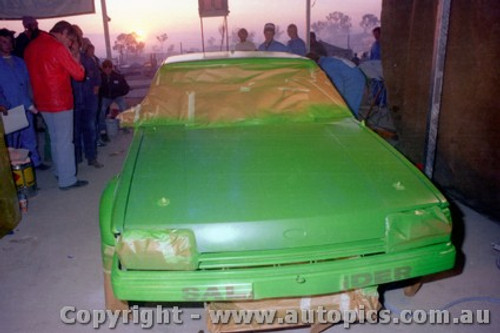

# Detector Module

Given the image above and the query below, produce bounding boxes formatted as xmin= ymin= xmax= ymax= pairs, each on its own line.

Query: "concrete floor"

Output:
xmin=1 ymin=77 xmax=499 ymax=332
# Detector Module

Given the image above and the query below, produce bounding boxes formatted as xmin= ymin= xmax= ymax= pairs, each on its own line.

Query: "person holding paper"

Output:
xmin=0 ymin=28 xmax=46 ymax=170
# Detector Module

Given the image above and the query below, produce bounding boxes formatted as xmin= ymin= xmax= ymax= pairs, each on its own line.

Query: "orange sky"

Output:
xmin=1 ymin=0 xmax=381 ymax=57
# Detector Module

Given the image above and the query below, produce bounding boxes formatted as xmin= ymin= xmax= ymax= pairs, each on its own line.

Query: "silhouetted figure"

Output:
xmin=370 ymin=27 xmax=381 ymax=60
xmin=286 ymin=24 xmax=306 ymax=56
xmin=351 ymin=53 xmax=360 ymax=66
xmin=14 ymin=16 xmax=40 ymax=58
xmin=309 ymin=31 xmax=327 ymax=57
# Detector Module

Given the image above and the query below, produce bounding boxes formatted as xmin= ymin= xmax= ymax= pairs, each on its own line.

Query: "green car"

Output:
xmin=100 ymin=52 xmax=455 ymax=305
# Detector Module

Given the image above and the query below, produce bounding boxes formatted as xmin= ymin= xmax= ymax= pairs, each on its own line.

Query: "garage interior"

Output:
xmin=1 ymin=1 xmax=499 ymax=332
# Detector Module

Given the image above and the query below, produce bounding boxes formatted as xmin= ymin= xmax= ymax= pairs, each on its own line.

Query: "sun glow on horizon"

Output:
xmin=134 ymin=29 xmax=147 ymax=42
xmin=0 ymin=0 xmax=381 ymax=57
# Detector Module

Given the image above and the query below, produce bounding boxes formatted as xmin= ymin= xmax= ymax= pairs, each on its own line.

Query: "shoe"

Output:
xmin=88 ymin=159 xmax=104 ymax=168
xmin=101 ymin=133 xmax=110 ymax=143
xmin=35 ymin=163 xmax=51 ymax=171
xmin=59 ymin=180 xmax=89 ymax=191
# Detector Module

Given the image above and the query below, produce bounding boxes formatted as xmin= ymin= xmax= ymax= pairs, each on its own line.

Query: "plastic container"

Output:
xmin=105 ymin=118 xmax=120 ymax=137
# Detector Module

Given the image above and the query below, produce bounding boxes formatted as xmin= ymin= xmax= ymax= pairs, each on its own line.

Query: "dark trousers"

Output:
xmin=75 ymin=91 xmax=99 ymax=162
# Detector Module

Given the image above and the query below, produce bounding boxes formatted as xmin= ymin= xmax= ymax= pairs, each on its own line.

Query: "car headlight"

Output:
xmin=116 ymin=229 xmax=199 ymax=270
xmin=385 ymin=206 xmax=452 ymax=252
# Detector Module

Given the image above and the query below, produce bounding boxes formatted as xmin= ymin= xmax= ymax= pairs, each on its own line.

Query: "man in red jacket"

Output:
xmin=25 ymin=21 xmax=87 ymax=190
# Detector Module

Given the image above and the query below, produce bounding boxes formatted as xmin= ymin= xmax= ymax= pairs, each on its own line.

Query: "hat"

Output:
xmin=264 ymin=23 xmax=275 ymax=32
xmin=0 ymin=28 xmax=15 ymax=38
xmin=22 ymin=16 xmax=37 ymax=27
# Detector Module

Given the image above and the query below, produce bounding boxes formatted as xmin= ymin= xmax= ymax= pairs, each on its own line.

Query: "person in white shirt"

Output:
xmin=235 ymin=28 xmax=256 ymax=51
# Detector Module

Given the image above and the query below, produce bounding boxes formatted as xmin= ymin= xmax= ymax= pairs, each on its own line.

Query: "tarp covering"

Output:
xmin=0 ymin=0 xmax=95 ymax=20
xmin=118 ymin=56 xmax=350 ymax=127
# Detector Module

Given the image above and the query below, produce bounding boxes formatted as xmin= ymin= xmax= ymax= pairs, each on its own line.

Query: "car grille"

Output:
xmin=197 ymin=239 xmax=385 ymax=270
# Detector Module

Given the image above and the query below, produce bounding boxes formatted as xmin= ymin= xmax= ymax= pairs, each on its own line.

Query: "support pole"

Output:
xmin=423 ymin=0 xmax=451 ymax=179
xmin=100 ymin=0 xmax=112 ymax=60
xmin=225 ymin=15 xmax=229 ymax=51
xmin=200 ymin=17 xmax=205 ymax=53
xmin=306 ymin=0 xmax=311 ymax=53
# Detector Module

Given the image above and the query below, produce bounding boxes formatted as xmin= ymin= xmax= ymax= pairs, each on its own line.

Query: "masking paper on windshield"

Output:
xmin=119 ymin=57 xmax=350 ymax=127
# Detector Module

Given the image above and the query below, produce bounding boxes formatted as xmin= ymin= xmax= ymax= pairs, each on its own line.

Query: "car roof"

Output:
xmin=164 ymin=51 xmax=305 ymax=64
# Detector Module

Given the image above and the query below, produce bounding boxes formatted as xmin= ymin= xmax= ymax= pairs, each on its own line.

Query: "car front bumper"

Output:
xmin=110 ymin=242 xmax=455 ymax=302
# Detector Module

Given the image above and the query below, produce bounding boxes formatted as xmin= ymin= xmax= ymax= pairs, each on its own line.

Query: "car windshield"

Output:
xmin=120 ymin=56 xmax=352 ymax=127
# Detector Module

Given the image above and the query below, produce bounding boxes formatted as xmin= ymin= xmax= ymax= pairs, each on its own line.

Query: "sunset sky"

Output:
xmin=1 ymin=0 xmax=381 ymax=58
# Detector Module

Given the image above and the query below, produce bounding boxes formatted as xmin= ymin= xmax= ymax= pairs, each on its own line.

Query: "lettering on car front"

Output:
xmin=182 ymin=286 xmax=253 ymax=301
xmin=181 ymin=267 xmax=412 ymax=300
xmin=342 ymin=266 xmax=412 ymax=289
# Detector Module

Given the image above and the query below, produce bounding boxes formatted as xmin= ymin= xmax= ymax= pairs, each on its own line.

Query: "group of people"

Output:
xmin=235 ymin=22 xmax=307 ymax=56
xmin=235 ymin=23 xmax=382 ymax=117
xmin=0 ymin=17 xmax=130 ymax=191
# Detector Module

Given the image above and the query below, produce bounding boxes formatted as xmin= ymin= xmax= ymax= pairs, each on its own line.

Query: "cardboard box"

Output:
xmin=206 ymin=287 xmax=380 ymax=333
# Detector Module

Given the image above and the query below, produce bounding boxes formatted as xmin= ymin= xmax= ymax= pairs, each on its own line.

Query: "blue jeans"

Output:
xmin=98 ymin=96 xmax=128 ymax=134
xmin=41 ymin=110 xmax=77 ymax=187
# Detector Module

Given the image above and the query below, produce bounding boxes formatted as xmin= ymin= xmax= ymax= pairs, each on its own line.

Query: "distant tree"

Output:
xmin=156 ymin=33 xmax=168 ymax=51
xmin=113 ymin=32 xmax=145 ymax=62
xmin=207 ymin=36 xmax=216 ymax=48
xmin=312 ymin=11 xmax=351 ymax=41
xmin=166 ymin=44 xmax=175 ymax=55
xmin=360 ymin=14 xmax=380 ymax=33
xmin=274 ymin=25 xmax=285 ymax=42
xmin=311 ymin=21 xmax=327 ymax=37
xmin=327 ymin=11 xmax=352 ymax=34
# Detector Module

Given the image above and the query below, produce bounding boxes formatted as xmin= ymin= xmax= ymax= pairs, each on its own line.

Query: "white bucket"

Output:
xmin=105 ymin=118 xmax=119 ymax=137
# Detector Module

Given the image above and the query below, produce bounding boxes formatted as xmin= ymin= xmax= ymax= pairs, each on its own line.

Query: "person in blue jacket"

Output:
xmin=286 ymin=24 xmax=307 ymax=56
xmin=258 ymin=23 xmax=289 ymax=52
xmin=0 ymin=28 xmax=46 ymax=169
xmin=370 ymin=27 xmax=381 ymax=60
xmin=307 ymin=52 xmax=366 ymax=117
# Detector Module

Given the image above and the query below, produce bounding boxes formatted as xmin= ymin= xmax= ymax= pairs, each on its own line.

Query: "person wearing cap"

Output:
xmin=0 ymin=28 xmax=47 ymax=170
xmin=14 ymin=16 xmax=40 ymax=58
xmin=258 ymin=23 xmax=289 ymax=52
xmin=24 ymin=21 xmax=87 ymax=190
xmin=286 ymin=24 xmax=307 ymax=56
xmin=234 ymin=28 xmax=256 ymax=51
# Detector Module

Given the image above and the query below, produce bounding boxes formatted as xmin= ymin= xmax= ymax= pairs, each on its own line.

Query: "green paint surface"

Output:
xmin=100 ymin=53 xmax=455 ymax=302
